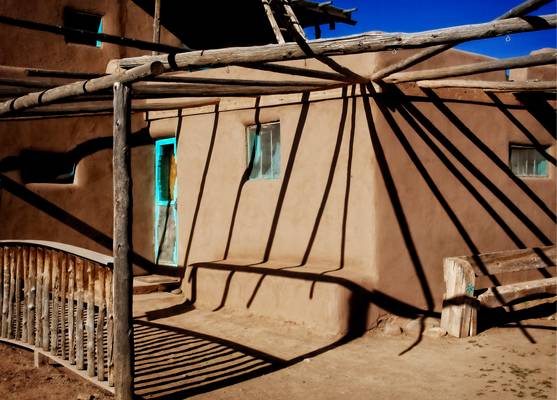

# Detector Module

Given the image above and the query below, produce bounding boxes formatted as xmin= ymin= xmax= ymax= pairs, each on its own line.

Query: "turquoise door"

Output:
xmin=154 ymin=138 xmax=178 ymax=266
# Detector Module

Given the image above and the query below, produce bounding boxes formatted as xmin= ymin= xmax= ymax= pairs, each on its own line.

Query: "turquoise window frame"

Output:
xmin=246 ymin=121 xmax=280 ymax=180
xmin=154 ymin=137 xmax=178 ymax=265
xmin=96 ymin=18 xmax=102 ymax=48
xmin=509 ymin=144 xmax=549 ymax=178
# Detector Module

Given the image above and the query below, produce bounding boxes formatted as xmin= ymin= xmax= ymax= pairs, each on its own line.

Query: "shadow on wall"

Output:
xmin=176 ymin=83 xmax=555 ymax=347
xmin=0 ymin=127 xmax=179 ymax=276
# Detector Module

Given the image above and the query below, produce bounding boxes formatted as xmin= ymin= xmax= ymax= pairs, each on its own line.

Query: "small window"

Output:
xmin=509 ymin=144 xmax=548 ymax=177
xmin=63 ymin=8 xmax=103 ymax=48
xmin=155 ymin=139 xmax=177 ymax=204
xmin=20 ymin=150 xmax=76 ymax=184
xmin=247 ymin=122 xmax=280 ymax=180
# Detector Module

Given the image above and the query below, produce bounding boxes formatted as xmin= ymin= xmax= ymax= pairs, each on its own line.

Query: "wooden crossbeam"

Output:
xmin=371 ymin=0 xmax=554 ymax=81
xmin=0 ymin=65 xmax=104 ymax=80
xmin=242 ymin=62 xmax=356 ymax=82
xmin=117 ymin=14 xmax=557 ymax=70
xmin=0 ymin=62 xmax=165 ymax=116
xmin=150 ymin=75 xmax=336 ymax=86
xmin=417 ymin=79 xmax=557 ymax=91
xmin=385 ymin=51 xmax=557 ymax=83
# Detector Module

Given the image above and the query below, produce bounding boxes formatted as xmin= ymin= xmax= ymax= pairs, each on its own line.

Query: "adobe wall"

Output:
xmin=147 ymin=49 xmax=556 ymax=330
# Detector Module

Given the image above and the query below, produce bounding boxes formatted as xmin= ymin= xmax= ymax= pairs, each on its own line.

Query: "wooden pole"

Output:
xmin=117 ymin=14 xmax=557 ymax=71
xmin=241 ymin=63 xmax=355 ymax=82
xmin=385 ymin=51 xmax=557 ymax=83
xmin=262 ymin=0 xmax=286 ymax=44
xmin=112 ymin=81 xmax=134 ymax=400
xmin=0 ymin=61 xmax=165 ymax=116
xmin=371 ymin=0 xmax=553 ymax=81
xmin=280 ymin=0 xmax=307 ymax=40
xmin=152 ymin=0 xmax=162 ymax=55
xmin=416 ymin=79 xmax=557 ymax=91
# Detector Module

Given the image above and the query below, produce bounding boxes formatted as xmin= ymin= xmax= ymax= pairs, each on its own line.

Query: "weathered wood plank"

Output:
xmin=35 ymin=247 xmax=43 ymax=348
xmin=41 ymin=249 xmax=51 ymax=350
xmin=76 ymin=257 xmax=85 ymax=370
xmin=68 ymin=255 xmax=76 ymax=365
xmin=440 ymin=258 xmax=477 ymax=338
xmin=113 ymin=81 xmax=134 ymax=400
xmin=106 ymin=269 xmax=114 ymax=387
xmin=470 ymin=246 xmax=556 ymax=276
xmin=50 ymin=251 xmax=60 ymax=355
xmin=27 ymin=247 xmax=36 ymax=345
xmin=96 ymin=267 xmax=106 ymax=381
xmin=86 ymin=261 xmax=95 ymax=377
xmin=151 ymin=0 xmax=161 ymax=55
xmin=478 ymin=277 xmax=557 ymax=308
xmin=7 ymin=248 xmax=16 ymax=339
xmin=385 ymin=51 xmax=557 ymax=83
xmin=22 ymin=247 xmax=29 ymax=343
xmin=14 ymin=247 xmax=22 ymax=340
xmin=0 ymin=247 xmax=6 ymax=338
xmin=262 ymin=0 xmax=286 ymax=44
xmin=60 ymin=252 xmax=67 ymax=359
xmin=118 ymin=14 xmax=557 ymax=71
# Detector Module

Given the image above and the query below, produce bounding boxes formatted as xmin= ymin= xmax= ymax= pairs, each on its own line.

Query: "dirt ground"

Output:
xmin=0 ymin=307 xmax=555 ymax=399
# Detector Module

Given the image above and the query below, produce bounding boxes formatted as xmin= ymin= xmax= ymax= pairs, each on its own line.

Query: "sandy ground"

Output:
xmin=0 ymin=292 xmax=554 ymax=400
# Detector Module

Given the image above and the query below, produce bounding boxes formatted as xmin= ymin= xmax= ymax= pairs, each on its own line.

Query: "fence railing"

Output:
xmin=0 ymin=240 xmax=114 ymax=389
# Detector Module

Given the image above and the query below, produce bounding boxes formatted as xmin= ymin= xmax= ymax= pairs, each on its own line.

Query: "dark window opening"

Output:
xmin=20 ymin=150 xmax=76 ymax=184
xmin=63 ymin=8 xmax=103 ymax=47
xmin=155 ymin=139 xmax=177 ymax=203
xmin=509 ymin=144 xmax=549 ymax=178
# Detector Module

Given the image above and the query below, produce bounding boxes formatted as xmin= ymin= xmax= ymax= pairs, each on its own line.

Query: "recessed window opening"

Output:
xmin=509 ymin=144 xmax=549 ymax=178
xmin=63 ymin=8 xmax=103 ymax=48
xmin=246 ymin=122 xmax=280 ymax=180
xmin=20 ymin=150 xmax=76 ymax=184
xmin=155 ymin=139 xmax=177 ymax=204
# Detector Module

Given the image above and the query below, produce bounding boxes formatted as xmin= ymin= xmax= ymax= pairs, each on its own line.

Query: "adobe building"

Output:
xmin=0 ymin=0 xmax=555 ymax=337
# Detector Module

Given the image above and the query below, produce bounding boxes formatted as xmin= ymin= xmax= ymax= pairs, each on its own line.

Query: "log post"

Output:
xmin=35 ymin=247 xmax=43 ymax=348
xmin=50 ymin=251 xmax=59 ymax=355
xmin=96 ymin=267 xmax=106 ymax=381
xmin=76 ymin=257 xmax=85 ymax=370
xmin=113 ymin=81 xmax=134 ymax=400
xmin=0 ymin=247 xmax=7 ymax=338
xmin=152 ymin=0 xmax=161 ymax=55
xmin=22 ymin=247 xmax=29 ymax=343
xmin=28 ymin=247 xmax=36 ymax=345
xmin=86 ymin=261 xmax=95 ymax=377
xmin=68 ymin=256 xmax=76 ymax=365
xmin=7 ymin=248 xmax=15 ymax=339
xmin=60 ymin=253 xmax=67 ymax=359
xmin=41 ymin=249 xmax=51 ymax=350
xmin=14 ymin=247 xmax=22 ymax=340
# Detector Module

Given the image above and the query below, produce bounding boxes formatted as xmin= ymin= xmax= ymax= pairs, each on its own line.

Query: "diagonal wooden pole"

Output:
xmin=371 ymin=0 xmax=554 ymax=81
xmin=112 ymin=81 xmax=134 ymax=400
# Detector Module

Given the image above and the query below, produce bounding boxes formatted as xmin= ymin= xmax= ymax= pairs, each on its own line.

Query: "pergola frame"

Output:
xmin=0 ymin=1 xmax=555 ymax=399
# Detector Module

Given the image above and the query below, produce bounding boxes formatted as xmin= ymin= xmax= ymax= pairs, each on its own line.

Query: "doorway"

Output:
xmin=154 ymin=138 xmax=178 ymax=266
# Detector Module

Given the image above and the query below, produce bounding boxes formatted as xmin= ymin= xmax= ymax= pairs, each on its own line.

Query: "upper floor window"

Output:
xmin=509 ymin=144 xmax=548 ymax=178
xmin=155 ymin=138 xmax=177 ymax=204
xmin=246 ymin=122 xmax=280 ymax=180
xmin=63 ymin=8 xmax=103 ymax=48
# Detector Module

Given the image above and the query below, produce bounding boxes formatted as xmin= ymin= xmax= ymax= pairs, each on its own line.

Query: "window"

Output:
xmin=63 ymin=8 xmax=103 ymax=48
xmin=509 ymin=144 xmax=548 ymax=177
xmin=20 ymin=150 xmax=76 ymax=184
xmin=246 ymin=122 xmax=280 ymax=180
xmin=155 ymin=138 xmax=177 ymax=204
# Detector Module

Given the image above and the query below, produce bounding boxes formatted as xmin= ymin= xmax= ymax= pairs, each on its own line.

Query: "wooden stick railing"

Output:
xmin=0 ymin=241 xmax=114 ymax=388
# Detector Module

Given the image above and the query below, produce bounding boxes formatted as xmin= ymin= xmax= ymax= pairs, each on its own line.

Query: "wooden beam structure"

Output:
xmin=280 ymin=0 xmax=307 ymax=40
xmin=0 ymin=62 xmax=165 ymax=116
xmin=416 ymin=79 xmax=557 ymax=91
xmin=150 ymin=75 xmax=337 ymax=86
xmin=385 ymin=51 xmax=557 ymax=83
xmin=0 ymin=15 xmax=188 ymax=54
xmin=262 ymin=0 xmax=286 ymax=44
xmin=112 ymin=82 xmax=134 ymax=400
xmin=152 ymin=0 xmax=162 ymax=55
xmin=240 ymin=63 xmax=355 ymax=82
xmin=117 ymin=14 xmax=557 ymax=70
xmin=371 ymin=0 xmax=553 ymax=81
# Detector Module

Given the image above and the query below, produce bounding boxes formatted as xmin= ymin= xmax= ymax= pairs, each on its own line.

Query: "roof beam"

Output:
xmin=417 ymin=79 xmax=557 ymax=91
xmin=116 ymin=14 xmax=557 ymax=71
xmin=385 ymin=51 xmax=557 ymax=83
xmin=371 ymin=0 xmax=554 ymax=81
xmin=0 ymin=62 xmax=165 ymax=116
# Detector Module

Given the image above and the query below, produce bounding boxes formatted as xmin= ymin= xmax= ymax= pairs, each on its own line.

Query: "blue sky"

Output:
xmin=310 ymin=0 xmax=557 ymax=58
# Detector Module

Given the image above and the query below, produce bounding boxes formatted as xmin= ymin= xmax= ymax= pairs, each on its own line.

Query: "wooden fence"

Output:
xmin=0 ymin=240 xmax=114 ymax=391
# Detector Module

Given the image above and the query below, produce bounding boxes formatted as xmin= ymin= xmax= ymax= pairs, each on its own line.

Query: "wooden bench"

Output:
xmin=440 ymin=245 xmax=556 ymax=338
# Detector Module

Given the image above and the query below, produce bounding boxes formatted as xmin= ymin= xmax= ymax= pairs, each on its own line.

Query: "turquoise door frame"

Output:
xmin=154 ymin=138 xmax=178 ymax=266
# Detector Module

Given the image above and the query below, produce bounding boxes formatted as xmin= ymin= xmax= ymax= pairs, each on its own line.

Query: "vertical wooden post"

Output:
xmin=86 ymin=261 xmax=95 ymax=377
xmin=60 ymin=253 xmax=67 ymax=359
xmin=152 ymin=0 xmax=161 ymax=55
xmin=35 ymin=247 xmax=43 ymax=348
xmin=68 ymin=256 xmax=76 ymax=365
xmin=14 ymin=247 xmax=22 ymax=340
xmin=1 ymin=247 xmax=10 ymax=338
xmin=96 ymin=267 xmax=106 ymax=381
xmin=28 ymin=247 xmax=36 ymax=345
xmin=76 ymin=257 xmax=85 ymax=370
xmin=113 ymin=81 xmax=134 ymax=400
xmin=51 ymin=251 xmax=60 ymax=355
xmin=7 ymin=248 xmax=16 ymax=339
xmin=106 ymin=269 xmax=114 ymax=387
xmin=22 ymin=247 xmax=29 ymax=343
xmin=42 ymin=249 xmax=51 ymax=350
